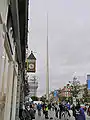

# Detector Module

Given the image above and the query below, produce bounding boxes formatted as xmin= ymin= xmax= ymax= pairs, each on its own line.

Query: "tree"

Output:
xmin=31 ymin=96 xmax=39 ymax=101
xmin=40 ymin=96 xmax=46 ymax=102
xmin=69 ymin=76 xmax=80 ymax=98
xmin=83 ymin=84 xmax=89 ymax=103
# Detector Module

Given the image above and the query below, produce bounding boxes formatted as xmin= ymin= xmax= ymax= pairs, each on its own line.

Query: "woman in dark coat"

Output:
xmin=79 ymin=107 xmax=86 ymax=120
xmin=72 ymin=104 xmax=76 ymax=118
xmin=76 ymin=107 xmax=86 ymax=120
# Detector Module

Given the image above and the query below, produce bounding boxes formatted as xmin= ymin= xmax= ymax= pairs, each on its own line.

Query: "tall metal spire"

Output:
xmin=46 ymin=13 xmax=49 ymax=101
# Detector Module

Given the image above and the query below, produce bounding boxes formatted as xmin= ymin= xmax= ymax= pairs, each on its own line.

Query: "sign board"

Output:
xmin=27 ymin=59 xmax=36 ymax=72
xmin=54 ymin=90 xmax=58 ymax=97
xmin=87 ymin=75 xmax=90 ymax=90
xmin=26 ymin=51 xmax=36 ymax=73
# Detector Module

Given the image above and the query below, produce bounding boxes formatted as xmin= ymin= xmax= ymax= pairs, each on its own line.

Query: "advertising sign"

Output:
xmin=54 ymin=90 xmax=57 ymax=97
xmin=87 ymin=74 xmax=90 ymax=90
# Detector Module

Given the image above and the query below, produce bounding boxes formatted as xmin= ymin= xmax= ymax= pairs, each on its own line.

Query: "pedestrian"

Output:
xmin=37 ymin=103 xmax=42 ymax=116
xmin=66 ymin=102 xmax=71 ymax=110
xmin=79 ymin=107 xmax=86 ymax=120
xmin=29 ymin=104 xmax=35 ymax=120
xmin=65 ymin=106 xmax=71 ymax=118
xmin=76 ymin=104 xmax=86 ymax=120
xmin=87 ymin=105 xmax=90 ymax=116
xmin=42 ymin=103 xmax=46 ymax=114
xmin=45 ymin=104 xmax=49 ymax=119
xmin=19 ymin=107 xmax=23 ymax=120
xmin=59 ymin=102 xmax=63 ymax=119
xmin=48 ymin=102 xmax=52 ymax=111
xmin=72 ymin=104 xmax=76 ymax=118
xmin=55 ymin=102 xmax=59 ymax=118
xmin=52 ymin=103 xmax=55 ymax=111
xmin=23 ymin=105 xmax=31 ymax=120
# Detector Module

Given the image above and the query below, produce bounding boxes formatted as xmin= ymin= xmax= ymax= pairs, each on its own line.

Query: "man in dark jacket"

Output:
xmin=22 ymin=105 xmax=31 ymax=120
xmin=72 ymin=104 xmax=76 ymax=118
xmin=59 ymin=103 xmax=63 ymax=119
xmin=29 ymin=104 xmax=35 ymax=120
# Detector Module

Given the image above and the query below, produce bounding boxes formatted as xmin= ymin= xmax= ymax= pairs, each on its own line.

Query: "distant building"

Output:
xmin=28 ymin=76 xmax=38 ymax=97
xmin=60 ymin=84 xmax=89 ymax=100
xmin=61 ymin=84 xmax=72 ymax=97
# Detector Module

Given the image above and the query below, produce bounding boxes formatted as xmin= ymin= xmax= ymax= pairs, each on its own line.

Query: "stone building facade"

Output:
xmin=28 ymin=76 xmax=38 ymax=97
xmin=0 ymin=0 xmax=28 ymax=120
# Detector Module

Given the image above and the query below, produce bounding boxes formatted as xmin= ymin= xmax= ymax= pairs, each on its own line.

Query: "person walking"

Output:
xmin=29 ymin=104 xmax=35 ymax=120
xmin=22 ymin=105 xmax=31 ymax=120
xmin=80 ymin=107 xmax=86 ymax=120
xmin=87 ymin=105 xmax=90 ymax=116
xmin=37 ymin=103 xmax=42 ymax=116
xmin=66 ymin=102 xmax=71 ymax=110
xmin=72 ymin=104 xmax=76 ymax=118
xmin=52 ymin=103 xmax=55 ymax=111
xmin=59 ymin=102 xmax=63 ymax=119
xmin=55 ymin=102 xmax=59 ymax=118
xmin=48 ymin=103 xmax=52 ymax=111
xmin=45 ymin=104 xmax=49 ymax=119
xmin=76 ymin=104 xmax=86 ymax=120
xmin=42 ymin=103 xmax=46 ymax=114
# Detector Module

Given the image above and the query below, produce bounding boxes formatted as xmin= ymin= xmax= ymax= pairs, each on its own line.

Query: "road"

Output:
xmin=35 ymin=110 xmax=90 ymax=120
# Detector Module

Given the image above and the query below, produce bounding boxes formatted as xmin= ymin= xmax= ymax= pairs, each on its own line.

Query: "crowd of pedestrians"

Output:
xmin=53 ymin=102 xmax=86 ymax=120
xmin=19 ymin=100 xmax=90 ymax=120
xmin=19 ymin=101 xmax=49 ymax=120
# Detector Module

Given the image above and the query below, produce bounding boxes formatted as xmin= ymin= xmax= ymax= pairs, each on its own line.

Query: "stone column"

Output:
xmin=4 ymin=61 xmax=14 ymax=120
xmin=10 ymin=62 xmax=18 ymax=120
xmin=11 ymin=74 xmax=18 ymax=120
xmin=1 ymin=53 xmax=6 ymax=96
xmin=15 ymin=67 xmax=21 ymax=120
xmin=0 ymin=24 xmax=5 ymax=92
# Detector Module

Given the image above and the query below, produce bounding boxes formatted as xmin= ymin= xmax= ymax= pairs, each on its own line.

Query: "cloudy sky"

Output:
xmin=28 ymin=0 xmax=90 ymax=96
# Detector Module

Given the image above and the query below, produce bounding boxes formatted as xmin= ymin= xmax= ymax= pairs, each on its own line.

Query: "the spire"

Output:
xmin=46 ymin=13 xmax=49 ymax=101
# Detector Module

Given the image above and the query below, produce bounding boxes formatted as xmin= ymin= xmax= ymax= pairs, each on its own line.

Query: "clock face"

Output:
xmin=29 ymin=63 xmax=34 ymax=69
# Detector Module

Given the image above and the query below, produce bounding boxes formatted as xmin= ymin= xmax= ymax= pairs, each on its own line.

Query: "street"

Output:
xmin=35 ymin=110 xmax=90 ymax=120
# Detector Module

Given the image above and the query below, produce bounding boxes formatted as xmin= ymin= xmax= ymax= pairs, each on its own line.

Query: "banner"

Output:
xmin=87 ymin=74 xmax=90 ymax=90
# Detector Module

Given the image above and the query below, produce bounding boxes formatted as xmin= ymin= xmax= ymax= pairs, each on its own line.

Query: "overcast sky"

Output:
xmin=28 ymin=0 xmax=90 ymax=96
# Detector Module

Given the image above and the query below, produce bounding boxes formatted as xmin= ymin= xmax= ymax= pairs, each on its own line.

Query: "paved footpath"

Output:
xmin=35 ymin=110 xmax=90 ymax=120
xmin=85 ymin=112 xmax=90 ymax=120
xmin=35 ymin=110 xmax=75 ymax=120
